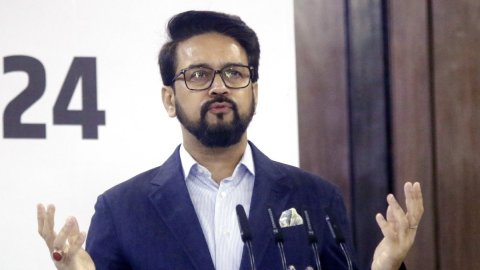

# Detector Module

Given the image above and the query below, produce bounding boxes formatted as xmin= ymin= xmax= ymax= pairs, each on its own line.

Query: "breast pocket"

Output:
xmin=281 ymin=224 xmax=315 ymax=269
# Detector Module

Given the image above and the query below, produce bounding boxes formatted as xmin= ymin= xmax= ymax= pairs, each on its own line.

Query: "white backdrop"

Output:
xmin=0 ymin=0 xmax=298 ymax=268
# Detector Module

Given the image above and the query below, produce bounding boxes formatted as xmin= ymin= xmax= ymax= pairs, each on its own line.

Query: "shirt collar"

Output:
xmin=179 ymin=143 xmax=255 ymax=180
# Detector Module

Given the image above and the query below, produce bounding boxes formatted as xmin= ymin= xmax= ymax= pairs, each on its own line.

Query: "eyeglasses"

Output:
xmin=171 ymin=64 xmax=254 ymax=91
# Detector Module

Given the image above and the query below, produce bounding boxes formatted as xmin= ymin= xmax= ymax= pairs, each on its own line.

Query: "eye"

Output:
xmin=187 ymin=68 xmax=212 ymax=81
xmin=223 ymin=68 xmax=244 ymax=79
xmin=191 ymin=70 xmax=207 ymax=79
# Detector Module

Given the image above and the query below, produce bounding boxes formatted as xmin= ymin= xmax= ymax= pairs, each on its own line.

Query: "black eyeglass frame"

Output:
xmin=171 ymin=64 xmax=254 ymax=91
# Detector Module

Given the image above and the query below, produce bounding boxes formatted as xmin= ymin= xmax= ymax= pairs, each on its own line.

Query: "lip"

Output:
xmin=208 ymin=102 xmax=233 ymax=114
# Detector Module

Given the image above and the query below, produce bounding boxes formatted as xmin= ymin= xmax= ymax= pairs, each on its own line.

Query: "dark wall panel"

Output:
xmin=346 ymin=0 xmax=390 ymax=268
xmin=295 ymin=0 xmax=351 ymax=208
xmin=433 ymin=0 xmax=480 ymax=269
xmin=389 ymin=0 xmax=437 ymax=269
xmin=296 ymin=0 xmax=393 ymax=268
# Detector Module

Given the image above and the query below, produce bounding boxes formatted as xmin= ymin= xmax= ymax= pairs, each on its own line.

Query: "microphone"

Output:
xmin=267 ymin=207 xmax=288 ymax=270
xmin=236 ymin=204 xmax=256 ymax=270
xmin=302 ymin=209 xmax=323 ymax=270
xmin=324 ymin=210 xmax=353 ymax=270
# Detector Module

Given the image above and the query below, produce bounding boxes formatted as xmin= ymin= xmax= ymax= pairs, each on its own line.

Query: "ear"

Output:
xmin=162 ymin=86 xmax=176 ymax=117
xmin=252 ymin=82 xmax=258 ymax=113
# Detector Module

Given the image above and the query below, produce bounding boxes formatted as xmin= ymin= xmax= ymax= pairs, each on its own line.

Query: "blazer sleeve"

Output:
xmin=86 ymin=195 xmax=132 ymax=270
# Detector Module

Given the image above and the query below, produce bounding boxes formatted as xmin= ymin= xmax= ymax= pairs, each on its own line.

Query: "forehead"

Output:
xmin=175 ymin=32 xmax=248 ymax=70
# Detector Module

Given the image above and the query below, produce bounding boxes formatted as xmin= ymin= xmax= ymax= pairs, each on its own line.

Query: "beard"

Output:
xmin=175 ymin=95 xmax=255 ymax=148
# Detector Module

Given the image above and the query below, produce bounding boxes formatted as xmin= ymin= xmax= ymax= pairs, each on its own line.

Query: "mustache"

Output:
xmin=200 ymin=96 xmax=238 ymax=117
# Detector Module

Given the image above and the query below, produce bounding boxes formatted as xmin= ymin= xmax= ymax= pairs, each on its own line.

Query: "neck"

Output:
xmin=182 ymin=129 xmax=248 ymax=183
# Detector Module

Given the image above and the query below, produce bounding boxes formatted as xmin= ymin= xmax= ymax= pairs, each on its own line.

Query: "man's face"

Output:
xmin=168 ymin=33 xmax=257 ymax=147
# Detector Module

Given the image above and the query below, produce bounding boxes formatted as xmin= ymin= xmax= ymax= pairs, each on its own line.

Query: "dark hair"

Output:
xmin=158 ymin=10 xmax=260 ymax=86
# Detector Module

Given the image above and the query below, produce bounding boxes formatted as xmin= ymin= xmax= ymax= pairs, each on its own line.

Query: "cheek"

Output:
xmin=238 ymin=92 xmax=255 ymax=112
xmin=176 ymin=94 xmax=204 ymax=117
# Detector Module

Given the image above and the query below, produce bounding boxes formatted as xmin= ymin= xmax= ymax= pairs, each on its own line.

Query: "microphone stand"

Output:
xmin=302 ymin=209 xmax=323 ymax=270
xmin=325 ymin=214 xmax=353 ymax=270
xmin=245 ymin=241 xmax=256 ymax=270
xmin=267 ymin=207 xmax=288 ymax=270
xmin=236 ymin=205 xmax=257 ymax=270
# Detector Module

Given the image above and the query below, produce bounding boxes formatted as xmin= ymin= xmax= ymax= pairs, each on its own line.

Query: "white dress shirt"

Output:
xmin=180 ymin=144 xmax=255 ymax=270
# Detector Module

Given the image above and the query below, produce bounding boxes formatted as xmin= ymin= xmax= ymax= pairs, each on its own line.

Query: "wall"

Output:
xmin=0 ymin=1 xmax=298 ymax=269
xmin=296 ymin=0 xmax=480 ymax=269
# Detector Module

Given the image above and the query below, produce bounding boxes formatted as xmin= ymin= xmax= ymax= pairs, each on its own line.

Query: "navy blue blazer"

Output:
xmin=86 ymin=142 xmax=358 ymax=269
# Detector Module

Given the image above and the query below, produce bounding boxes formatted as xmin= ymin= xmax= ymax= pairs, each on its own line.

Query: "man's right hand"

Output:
xmin=37 ymin=204 xmax=95 ymax=270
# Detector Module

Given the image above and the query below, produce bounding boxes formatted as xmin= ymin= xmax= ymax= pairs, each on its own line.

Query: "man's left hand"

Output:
xmin=371 ymin=182 xmax=424 ymax=270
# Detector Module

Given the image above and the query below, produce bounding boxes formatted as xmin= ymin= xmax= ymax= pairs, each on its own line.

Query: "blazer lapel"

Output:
xmin=240 ymin=143 xmax=295 ymax=270
xmin=148 ymin=147 xmax=215 ymax=270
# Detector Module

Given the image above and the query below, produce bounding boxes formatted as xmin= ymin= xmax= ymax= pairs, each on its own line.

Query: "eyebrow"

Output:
xmin=184 ymin=62 xmax=248 ymax=70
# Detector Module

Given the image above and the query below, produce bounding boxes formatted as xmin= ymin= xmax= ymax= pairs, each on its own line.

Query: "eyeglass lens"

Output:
xmin=184 ymin=66 xmax=251 ymax=90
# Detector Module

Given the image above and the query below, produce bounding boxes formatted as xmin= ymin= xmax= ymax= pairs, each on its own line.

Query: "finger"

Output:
xmin=65 ymin=217 xmax=86 ymax=257
xmin=53 ymin=217 xmax=75 ymax=251
xmin=404 ymin=182 xmax=415 ymax=224
xmin=67 ymin=216 xmax=80 ymax=243
xmin=405 ymin=182 xmax=424 ymax=225
xmin=67 ymin=217 xmax=82 ymax=249
xmin=386 ymin=194 xmax=409 ymax=231
xmin=375 ymin=213 xmax=395 ymax=239
xmin=37 ymin=204 xmax=46 ymax=236
xmin=404 ymin=182 xmax=416 ymax=209
xmin=68 ymin=231 xmax=86 ymax=256
xmin=413 ymin=182 xmax=424 ymax=212
xmin=387 ymin=194 xmax=406 ymax=216
xmin=43 ymin=204 xmax=57 ymax=248
xmin=386 ymin=204 xmax=395 ymax=222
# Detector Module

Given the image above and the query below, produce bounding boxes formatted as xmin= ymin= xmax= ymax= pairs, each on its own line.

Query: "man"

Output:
xmin=37 ymin=10 xmax=423 ymax=270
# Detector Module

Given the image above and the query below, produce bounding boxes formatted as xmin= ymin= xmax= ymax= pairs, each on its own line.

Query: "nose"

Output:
xmin=208 ymin=72 xmax=230 ymax=96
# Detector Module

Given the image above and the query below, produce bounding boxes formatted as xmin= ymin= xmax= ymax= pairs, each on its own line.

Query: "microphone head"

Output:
xmin=324 ymin=208 xmax=346 ymax=244
xmin=236 ymin=204 xmax=253 ymax=242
